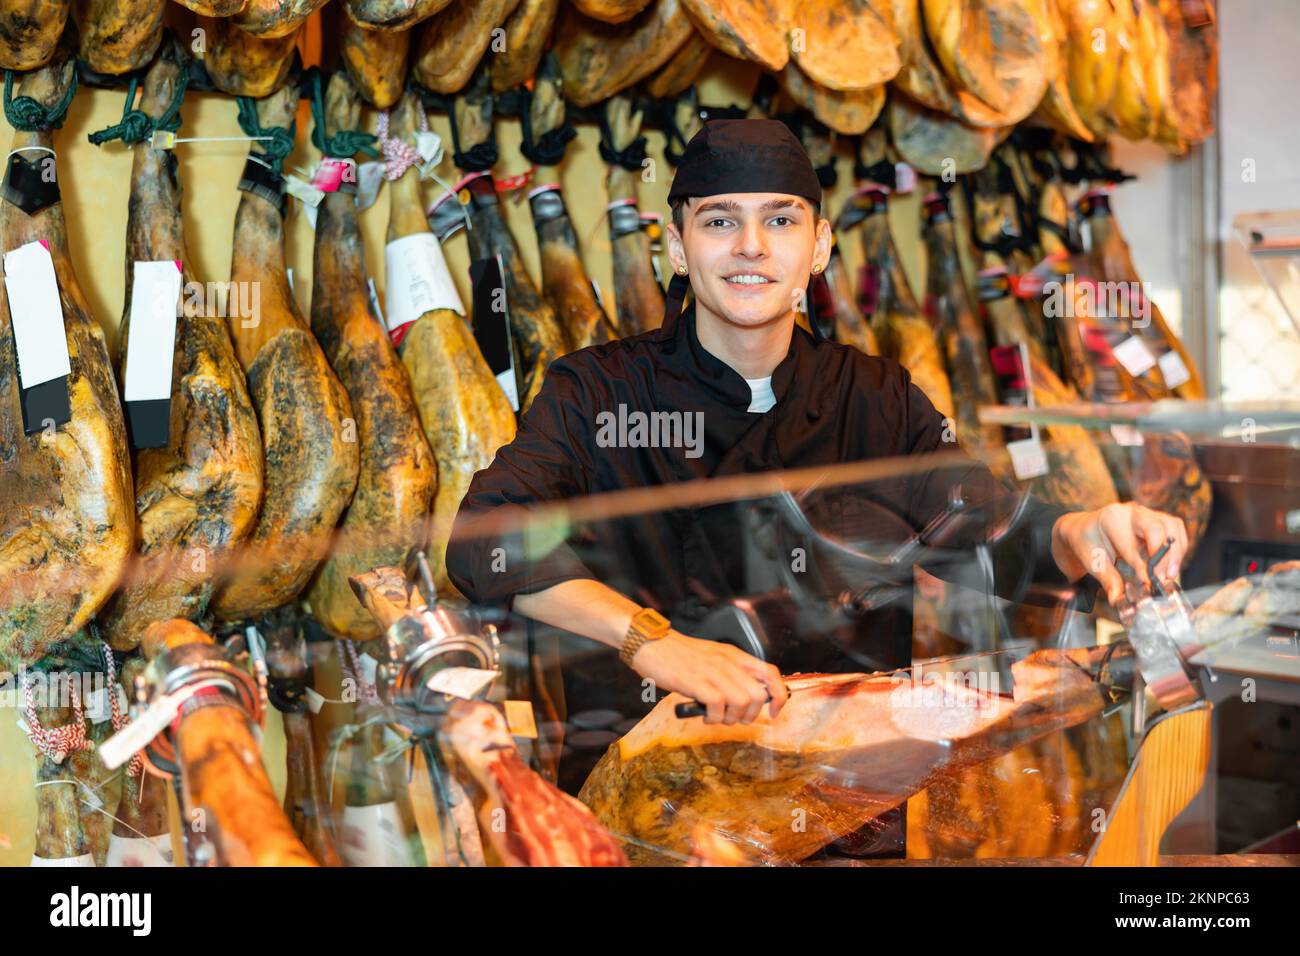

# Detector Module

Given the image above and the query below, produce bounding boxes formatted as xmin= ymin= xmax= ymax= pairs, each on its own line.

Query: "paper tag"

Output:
xmin=303 ymin=203 xmax=318 ymax=230
xmin=358 ymin=651 xmax=379 ymax=686
xmin=150 ymin=130 xmax=176 ymax=150
xmin=425 ymin=667 xmax=499 ymax=700
xmin=894 ymin=162 xmax=917 ymax=194
xmin=30 ymin=853 xmax=95 ymax=867
xmin=504 ymin=700 xmax=538 ymax=739
xmin=384 ymin=233 xmax=465 ymax=337
xmin=1111 ymin=335 xmax=1157 ymax=377
xmin=283 ymin=173 xmax=324 ymax=208
xmin=304 ymin=686 xmax=325 ymax=714
xmin=1007 ymin=437 xmax=1049 ymax=481
xmin=354 ymin=161 xmax=385 ymax=211
xmin=1158 ymin=349 xmax=1191 ymax=389
xmin=99 ymin=689 xmax=187 ymax=770
xmin=340 ymin=802 xmax=412 ymax=867
xmin=123 ymin=261 xmax=182 ymax=403
xmin=1110 ymin=424 xmax=1145 ymax=447
xmin=106 ymin=832 xmax=173 ymax=867
xmin=311 ymin=158 xmax=354 ymax=193
xmin=5 ymin=240 xmax=70 ymax=390
xmin=415 ymin=131 xmax=443 ymax=172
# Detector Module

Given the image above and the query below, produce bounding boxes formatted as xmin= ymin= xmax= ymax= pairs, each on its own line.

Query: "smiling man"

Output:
xmin=446 ymin=119 xmax=1186 ymax=797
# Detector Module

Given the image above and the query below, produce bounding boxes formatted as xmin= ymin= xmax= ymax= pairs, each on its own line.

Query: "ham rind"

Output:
xmin=526 ymin=56 xmax=616 ymax=351
xmin=554 ymin=0 xmax=693 ymax=108
xmin=679 ymin=0 xmax=788 ymax=72
xmin=411 ymin=0 xmax=522 ymax=95
xmin=74 ymin=0 xmax=165 ymax=74
xmin=99 ymin=38 xmax=263 ymax=651
xmin=340 ymin=13 xmax=412 ymax=110
xmin=888 ymin=94 xmax=1011 ymax=175
xmin=345 ymin=0 xmax=450 ymax=31
xmin=580 ymin=647 xmax=1118 ymax=865
xmin=0 ymin=49 xmax=134 ymax=671
xmin=490 ymin=0 xmax=560 ymax=93
xmin=604 ymin=96 xmax=664 ymax=336
xmin=0 ymin=0 xmax=69 ymax=70
xmin=172 ymin=0 xmax=246 ymax=14
xmin=793 ymin=0 xmax=901 ymax=93
xmin=304 ymin=72 xmax=436 ymax=640
xmin=571 ymin=0 xmax=649 ymax=23
xmin=231 ymin=0 xmax=328 ymax=38
xmin=439 ymin=699 xmax=627 ymax=866
xmin=386 ymin=91 xmax=516 ymax=596
xmin=780 ymin=60 xmax=885 ymax=136
xmin=141 ymin=619 xmax=318 ymax=866
xmin=452 ymin=71 xmax=567 ymax=412
xmin=210 ymin=85 xmax=360 ymax=621
xmin=1154 ymin=0 xmax=1217 ymax=153
xmin=203 ymin=15 xmax=301 ymax=98
xmin=644 ymin=27 xmax=711 ymax=98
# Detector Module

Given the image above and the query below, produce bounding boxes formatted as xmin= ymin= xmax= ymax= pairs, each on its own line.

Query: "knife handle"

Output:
xmin=674 ymin=690 xmax=778 ymax=720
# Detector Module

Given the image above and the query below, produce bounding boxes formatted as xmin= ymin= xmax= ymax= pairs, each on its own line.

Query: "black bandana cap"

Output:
xmin=667 ymin=118 xmax=822 ymax=207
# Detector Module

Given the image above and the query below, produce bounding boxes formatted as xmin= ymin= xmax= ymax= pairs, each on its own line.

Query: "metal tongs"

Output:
xmin=1116 ymin=538 xmax=1203 ymax=714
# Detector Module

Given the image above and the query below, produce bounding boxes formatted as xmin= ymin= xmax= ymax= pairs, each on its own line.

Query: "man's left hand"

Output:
xmin=1051 ymin=502 xmax=1188 ymax=606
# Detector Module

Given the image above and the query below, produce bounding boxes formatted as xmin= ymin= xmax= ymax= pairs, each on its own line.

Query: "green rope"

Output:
xmin=3 ymin=68 xmax=79 ymax=132
xmin=86 ymin=67 xmax=189 ymax=147
xmin=235 ymin=95 xmax=296 ymax=174
xmin=308 ymin=70 xmax=377 ymax=160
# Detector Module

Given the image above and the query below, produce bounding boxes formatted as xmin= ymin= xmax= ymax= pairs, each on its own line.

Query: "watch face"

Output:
xmin=635 ymin=608 xmax=670 ymax=635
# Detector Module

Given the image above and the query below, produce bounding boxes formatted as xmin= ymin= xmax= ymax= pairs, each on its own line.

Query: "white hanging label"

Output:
xmin=122 ymin=260 xmax=182 ymax=403
xmin=354 ymin=161 xmax=385 ymax=211
xmin=4 ymin=240 xmax=69 ymax=389
xmin=425 ymin=667 xmax=498 ymax=701
xmin=383 ymin=232 xmax=465 ymax=334
xmin=283 ymin=173 xmax=324 ymax=208
xmin=1007 ymin=437 xmax=1049 ymax=481
xmin=1158 ymin=350 xmax=1191 ymax=389
xmin=1111 ymin=335 xmax=1157 ymax=377
xmin=1110 ymin=424 xmax=1145 ymax=447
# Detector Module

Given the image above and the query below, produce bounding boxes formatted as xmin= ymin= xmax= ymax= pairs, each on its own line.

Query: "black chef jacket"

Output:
xmin=446 ymin=303 xmax=1081 ymax=795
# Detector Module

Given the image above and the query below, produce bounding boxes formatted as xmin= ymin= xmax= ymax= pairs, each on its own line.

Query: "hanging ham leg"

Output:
xmin=202 ymin=16 xmax=300 ymax=98
xmin=526 ymin=56 xmax=615 ymax=351
xmin=387 ymin=91 xmax=516 ymax=596
xmin=73 ymin=0 xmax=165 ymax=74
xmin=304 ymin=72 xmax=436 ymax=641
xmin=345 ymin=0 xmax=449 ymax=30
xmin=232 ymin=0 xmax=328 ymax=37
xmin=581 ymin=645 xmax=1128 ymax=865
xmin=210 ymin=85 xmax=359 ymax=621
xmin=99 ymin=38 xmax=263 ymax=651
xmin=0 ymin=49 xmax=133 ymax=671
xmin=0 ymin=0 xmax=69 ymax=70
xmin=339 ymin=12 xmax=411 ymax=110
xmin=491 ymin=0 xmax=559 ymax=92
xmin=412 ymin=0 xmax=522 ymax=94
xmin=605 ymin=96 xmax=664 ymax=336
xmin=453 ymin=69 xmax=567 ymax=411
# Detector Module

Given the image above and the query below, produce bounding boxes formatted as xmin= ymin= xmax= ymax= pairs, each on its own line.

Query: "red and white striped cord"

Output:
xmin=337 ymin=639 xmax=380 ymax=707
xmin=376 ymin=105 xmax=428 ymax=181
xmin=22 ymin=672 xmax=87 ymax=764
xmin=98 ymin=643 xmax=143 ymax=779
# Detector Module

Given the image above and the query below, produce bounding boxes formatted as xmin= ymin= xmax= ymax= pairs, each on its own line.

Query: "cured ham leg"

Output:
xmin=173 ymin=0 xmax=245 ymax=14
xmin=553 ymin=0 xmax=692 ymax=107
xmin=210 ymin=85 xmax=359 ymax=621
xmin=604 ymin=96 xmax=663 ymax=336
xmin=491 ymin=0 xmax=559 ymax=93
xmin=920 ymin=188 xmax=1003 ymax=453
xmin=141 ymin=619 xmax=317 ymax=866
xmin=345 ymin=0 xmax=449 ymax=31
xmin=0 ymin=0 xmax=69 ymax=70
xmin=0 ymin=49 xmax=133 ymax=671
xmin=851 ymin=130 xmax=953 ymax=420
xmin=99 ymin=38 xmax=263 ymax=651
xmin=581 ymin=645 xmax=1128 ymax=865
xmin=202 ymin=16 xmax=300 ymax=98
xmin=339 ymin=13 xmax=411 ymax=110
xmin=73 ymin=0 xmax=165 ymax=74
xmin=439 ymin=699 xmax=627 ymax=866
xmin=526 ymin=56 xmax=615 ymax=351
xmin=386 ymin=91 xmax=515 ymax=596
xmin=232 ymin=0 xmax=328 ymax=37
xmin=412 ymin=0 xmax=521 ymax=94
xmin=305 ymin=72 xmax=436 ymax=641
xmin=452 ymin=70 xmax=567 ymax=412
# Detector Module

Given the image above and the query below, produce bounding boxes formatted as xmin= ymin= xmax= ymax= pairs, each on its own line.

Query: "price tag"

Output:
xmin=415 ymin=131 xmax=444 ymax=178
xmin=303 ymin=686 xmax=325 ymax=714
xmin=4 ymin=239 xmax=70 ymax=432
xmin=504 ymin=700 xmax=538 ymax=739
xmin=354 ymin=161 xmax=385 ymax=211
xmin=1111 ymin=335 xmax=1157 ymax=377
xmin=311 ymin=158 xmax=354 ymax=193
xmin=357 ymin=650 xmax=379 ymax=686
xmin=99 ymin=688 xmax=186 ymax=770
xmin=122 ymin=260 xmax=183 ymax=448
xmin=1007 ymin=437 xmax=1049 ymax=480
xmin=1110 ymin=424 xmax=1145 ymax=447
xmin=150 ymin=131 xmax=176 ymax=150
xmin=384 ymin=232 xmax=465 ymax=342
xmin=894 ymin=162 xmax=917 ymax=194
xmin=425 ymin=667 xmax=498 ymax=701
xmin=1158 ymin=350 xmax=1191 ymax=389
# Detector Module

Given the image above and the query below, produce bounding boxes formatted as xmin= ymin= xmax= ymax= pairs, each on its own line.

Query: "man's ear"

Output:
xmin=813 ymin=217 xmax=833 ymax=273
xmin=666 ymin=219 xmax=687 ymax=274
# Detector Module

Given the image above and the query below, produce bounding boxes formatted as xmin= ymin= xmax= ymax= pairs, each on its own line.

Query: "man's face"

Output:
xmin=666 ymin=192 xmax=832 ymax=331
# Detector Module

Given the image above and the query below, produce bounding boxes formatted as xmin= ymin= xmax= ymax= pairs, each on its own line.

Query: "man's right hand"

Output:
xmin=630 ymin=632 xmax=788 ymax=725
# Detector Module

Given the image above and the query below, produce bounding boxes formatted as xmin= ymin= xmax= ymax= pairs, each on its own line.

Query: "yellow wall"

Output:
xmin=0 ymin=54 xmax=930 ymax=864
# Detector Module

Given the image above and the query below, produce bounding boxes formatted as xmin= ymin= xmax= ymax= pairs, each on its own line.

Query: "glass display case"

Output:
xmin=6 ymin=403 xmax=1299 ymax=867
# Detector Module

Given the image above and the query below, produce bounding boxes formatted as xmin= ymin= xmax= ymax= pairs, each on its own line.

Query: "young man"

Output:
xmin=446 ymin=119 xmax=1186 ymax=793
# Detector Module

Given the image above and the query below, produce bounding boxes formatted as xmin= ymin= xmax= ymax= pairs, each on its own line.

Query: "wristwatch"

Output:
xmin=619 ymin=608 xmax=672 ymax=667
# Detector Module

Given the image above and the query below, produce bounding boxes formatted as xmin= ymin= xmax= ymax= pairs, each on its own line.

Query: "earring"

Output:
xmin=676 ymin=265 xmax=688 ymax=276
xmin=811 ymin=263 xmax=824 ymax=275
